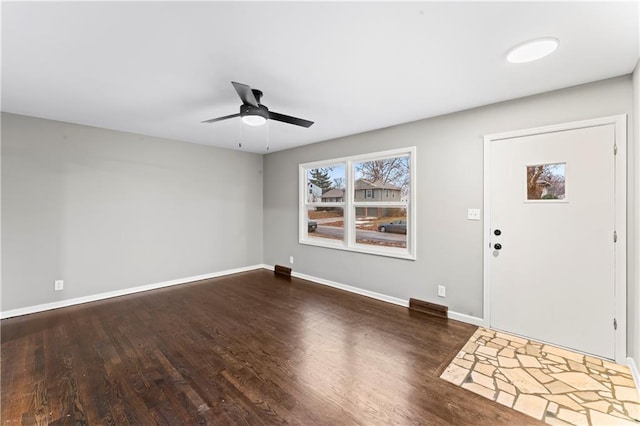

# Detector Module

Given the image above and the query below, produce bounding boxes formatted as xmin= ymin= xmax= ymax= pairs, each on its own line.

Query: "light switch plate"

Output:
xmin=467 ymin=208 xmax=481 ymax=221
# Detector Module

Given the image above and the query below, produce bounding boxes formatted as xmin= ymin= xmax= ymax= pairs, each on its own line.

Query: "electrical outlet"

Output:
xmin=437 ymin=285 xmax=446 ymax=298
xmin=289 ymin=256 xmax=294 ymax=264
xmin=467 ymin=208 xmax=481 ymax=221
xmin=54 ymin=280 xmax=64 ymax=291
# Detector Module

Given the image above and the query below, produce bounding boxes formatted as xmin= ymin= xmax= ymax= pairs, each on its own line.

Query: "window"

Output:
xmin=300 ymin=147 xmax=415 ymax=260
xmin=302 ymin=164 xmax=346 ymax=245
xmin=525 ymin=162 xmax=566 ymax=201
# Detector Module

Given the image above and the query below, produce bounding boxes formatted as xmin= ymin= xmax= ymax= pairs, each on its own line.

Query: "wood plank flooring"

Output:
xmin=1 ymin=270 xmax=542 ymax=425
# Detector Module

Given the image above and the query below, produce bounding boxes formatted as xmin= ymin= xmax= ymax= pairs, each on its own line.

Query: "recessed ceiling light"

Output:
xmin=507 ymin=37 xmax=559 ymax=64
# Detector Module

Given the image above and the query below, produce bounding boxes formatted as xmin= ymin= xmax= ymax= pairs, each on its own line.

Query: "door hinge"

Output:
xmin=614 ymin=144 xmax=618 ymax=155
xmin=614 ymin=318 xmax=617 ymax=330
xmin=614 ymin=231 xmax=618 ymax=242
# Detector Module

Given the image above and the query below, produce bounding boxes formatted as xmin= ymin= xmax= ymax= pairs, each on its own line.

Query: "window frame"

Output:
xmin=299 ymin=147 xmax=416 ymax=260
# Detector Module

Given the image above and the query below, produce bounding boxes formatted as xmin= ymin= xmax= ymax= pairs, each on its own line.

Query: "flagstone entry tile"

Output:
xmin=440 ymin=327 xmax=640 ymax=425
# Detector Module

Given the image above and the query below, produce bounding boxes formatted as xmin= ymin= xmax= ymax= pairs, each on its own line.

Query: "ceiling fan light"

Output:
xmin=507 ymin=37 xmax=558 ymax=63
xmin=242 ymin=114 xmax=267 ymax=126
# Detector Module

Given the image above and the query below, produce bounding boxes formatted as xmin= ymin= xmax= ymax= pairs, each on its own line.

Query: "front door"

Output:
xmin=485 ymin=117 xmax=626 ymax=361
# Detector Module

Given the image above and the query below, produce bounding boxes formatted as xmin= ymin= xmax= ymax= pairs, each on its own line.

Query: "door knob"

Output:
xmin=494 ymin=243 xmax=502 ymax=250
xmin=494 ymin=229 xmax=502 ymax=236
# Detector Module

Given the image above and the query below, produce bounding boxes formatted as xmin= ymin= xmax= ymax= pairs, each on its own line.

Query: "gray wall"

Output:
xmin=633 ymin=61 xmax=640 ymax=367
xmin=2 ymin=113 xmax=263 ymax=311
xmin=263 ymin=76 xmax=633 ymax=323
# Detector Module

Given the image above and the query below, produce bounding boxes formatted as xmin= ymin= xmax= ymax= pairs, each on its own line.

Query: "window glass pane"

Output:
xmin=354 ymin=207 xmax=407 ymax=249
xmin=353 ymin=156 xmax=410 ymax=202
xmin=306 ymin=206 xmax=344 ymax=242
xmin=306 ymin=164 xmax=345 ymax=203
xmin=526 ymin=162 xmax=566 ymax=200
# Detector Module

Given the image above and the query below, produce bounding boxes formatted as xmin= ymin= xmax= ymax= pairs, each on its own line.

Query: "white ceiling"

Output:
xmin=2 ymin=1 xmax=639 ymax=153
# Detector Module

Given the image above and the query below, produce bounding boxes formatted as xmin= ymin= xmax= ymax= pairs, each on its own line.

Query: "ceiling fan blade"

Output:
xmin=231 ymin=81 xmax=259 ymax=107
xmin=268 ymin=111 xmax=314 ymax=128
xmin=201 ymin=113 xmax=240 ymax=124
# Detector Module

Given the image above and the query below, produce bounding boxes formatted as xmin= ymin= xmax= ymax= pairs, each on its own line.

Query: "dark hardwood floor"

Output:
xmin=2 ymin=270 xmax=542 ymax=425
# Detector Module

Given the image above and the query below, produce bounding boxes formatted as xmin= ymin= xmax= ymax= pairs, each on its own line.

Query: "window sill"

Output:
xmin=299 ymin=237 xmax=416 ymax=261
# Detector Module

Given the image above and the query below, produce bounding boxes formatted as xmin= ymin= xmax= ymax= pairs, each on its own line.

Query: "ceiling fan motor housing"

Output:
xmin=240 ymin=103 xmax=269 ymax=120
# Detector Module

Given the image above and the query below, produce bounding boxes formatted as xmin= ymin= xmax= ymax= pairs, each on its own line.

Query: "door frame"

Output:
xmin=483 ymin=115 xmax=627 ymax=363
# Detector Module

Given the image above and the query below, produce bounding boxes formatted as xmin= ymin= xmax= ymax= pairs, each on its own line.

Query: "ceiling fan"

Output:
xmin=202 ymin=81 xmax=314 ymax=128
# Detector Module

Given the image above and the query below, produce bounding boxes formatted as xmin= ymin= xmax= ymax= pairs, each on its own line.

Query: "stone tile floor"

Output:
xmin=441 ymin=327 xmax=640 ymax=425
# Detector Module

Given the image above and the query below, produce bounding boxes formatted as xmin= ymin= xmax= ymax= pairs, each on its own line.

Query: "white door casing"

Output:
xmin=483 ymin=115 xmax=627 ymax=363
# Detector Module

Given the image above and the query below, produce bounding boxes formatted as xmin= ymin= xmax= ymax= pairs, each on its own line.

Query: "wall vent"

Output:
xmin=409 ymin=298 xmax=448 ymax=319
xmin=274 ymin=265 xmax=292 ymax=278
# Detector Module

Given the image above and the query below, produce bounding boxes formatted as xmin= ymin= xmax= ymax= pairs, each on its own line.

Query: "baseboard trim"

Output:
xmin=262 ymin=265 xmax=484 ymax=327
xmin=448 ymin=311 xmax=485 ymax=326
xmin=0 ymin=264 xmax=265 ymax=319
xmin=291 ymin=270 xmax=409 ymax=307
xmin=627 ymin=357 xmax=640 ymax=392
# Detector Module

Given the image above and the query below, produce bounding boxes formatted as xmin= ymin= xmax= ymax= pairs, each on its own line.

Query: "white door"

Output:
xmin=485 ymin=118 xmax=625 ymax=361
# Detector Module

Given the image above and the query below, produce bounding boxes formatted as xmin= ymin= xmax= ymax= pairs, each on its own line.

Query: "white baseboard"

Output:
xmin=0 ymin=264 xmax=265 ymax=319
xmin=448 ymin=311 xmax=485 ymax=326
xmin=291 ymin=270 xmax=409 ymax=307
xmin=628 ymin=357 xmax=640 ymax=393
xmin=263 ymin=265 xmax=484 ymax=327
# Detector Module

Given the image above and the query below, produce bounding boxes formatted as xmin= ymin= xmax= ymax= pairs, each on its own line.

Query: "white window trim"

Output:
xmin=299 ymin=147 xmax=416 ymax=260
